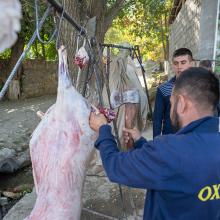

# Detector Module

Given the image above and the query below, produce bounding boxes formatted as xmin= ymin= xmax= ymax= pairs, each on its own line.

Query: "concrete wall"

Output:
xmin=169 ymin=0 xmax=218 ymax=61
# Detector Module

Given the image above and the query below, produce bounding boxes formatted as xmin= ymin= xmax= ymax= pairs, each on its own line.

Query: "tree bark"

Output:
xmin=4 ymin=35 xmax=25 ymax=81
xmin=3 ymin=35 xmax=25 ymax=99
xmin=60 ymin=0 xmax=126 ymax=79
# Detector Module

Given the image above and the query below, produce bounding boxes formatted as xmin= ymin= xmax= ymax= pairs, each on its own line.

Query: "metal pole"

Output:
xmin=134 ymin=46 xmax=153 ymax=119
xmin=47 ymin=0 xmax=86 ymax=36
xmin=0 ymin=6 xmax=52 ymax=100
xmin=102 ymin=43 xmax=133 ymax=51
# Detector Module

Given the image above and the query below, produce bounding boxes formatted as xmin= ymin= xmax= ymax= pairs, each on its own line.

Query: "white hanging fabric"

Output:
xmin=0 ymin=0 xmax=22 ymax=53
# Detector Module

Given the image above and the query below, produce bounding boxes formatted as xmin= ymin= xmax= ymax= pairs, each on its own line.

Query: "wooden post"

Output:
xmin=8 ymin=79 xmax=20 ymax=100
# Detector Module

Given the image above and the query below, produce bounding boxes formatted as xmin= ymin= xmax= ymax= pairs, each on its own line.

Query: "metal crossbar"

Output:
xmin=47 ymin=0 xmax=86 ymax=36
xmin=101 ymin=43 xmax=153 ymax=119
xmin=102 ymin=43 xmax=134 ymax=51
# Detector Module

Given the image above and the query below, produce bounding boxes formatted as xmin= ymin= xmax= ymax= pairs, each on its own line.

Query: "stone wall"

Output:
xmin=21 ymin=60 xmax=58 ymax=99
xmin=169 ymin=0 xmax=202 ymax=60
xmin=0 ymin=60 xmax=58 ymax=99
xmin=169 ymin=0 xmax=219 ymax=75
xmin=198 ymin=0 xmax=219 ymax=60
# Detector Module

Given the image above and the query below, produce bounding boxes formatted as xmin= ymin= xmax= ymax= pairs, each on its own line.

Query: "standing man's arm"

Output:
xmin=89 ymin=113 xmax=180 ymax=189
xmin=153 ymin=88 xmax=164 ymax=138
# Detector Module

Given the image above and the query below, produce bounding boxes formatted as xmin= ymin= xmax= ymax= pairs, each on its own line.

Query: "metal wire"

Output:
xmin=35 ymin=0 xmax=57 ymax=44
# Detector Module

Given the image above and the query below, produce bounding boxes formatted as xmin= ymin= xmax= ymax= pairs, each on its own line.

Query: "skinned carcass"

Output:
xmin=24 ymin=46 xmax=96 ymax=220
xmin=102 ymin=53 xmax=149 ymax=150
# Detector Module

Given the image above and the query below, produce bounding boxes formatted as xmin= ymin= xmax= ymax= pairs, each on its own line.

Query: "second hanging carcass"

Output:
xmin=102 ymin=51 xmax=149 ymax=150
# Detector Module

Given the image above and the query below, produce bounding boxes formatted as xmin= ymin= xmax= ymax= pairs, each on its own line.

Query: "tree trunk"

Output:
xmin=59 ymin=0 xmax=126 ymax=102
xmin=8 ymin=35 xmax=25 ymax=77
xmin=41 ymin=28 xmax=46 ymax=59
xmin=59 ymin=0 xmax=81 ymax=79
xmin=5 ymin=35 xmax=25 ymax=99
xmin=1 ymin=35 xmax=25 ymax=82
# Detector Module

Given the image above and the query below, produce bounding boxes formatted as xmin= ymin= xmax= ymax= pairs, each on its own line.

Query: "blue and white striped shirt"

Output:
xmin=153 ymin=76 xmax=176 ymax=138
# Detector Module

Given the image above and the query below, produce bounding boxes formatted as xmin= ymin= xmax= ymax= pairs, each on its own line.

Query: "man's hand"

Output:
xmin=89 ymin=112 xmax=108 ymax=132
xmin=123 ymin=127 xmax=141 ymax=143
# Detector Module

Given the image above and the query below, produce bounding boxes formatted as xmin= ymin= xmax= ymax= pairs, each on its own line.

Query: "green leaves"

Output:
xmin=17 ymin=0 xmax=57 ymax=60
xmin=1 ymin=0 xmax=172 ymax=62
xmin=105 ymin=0 xmax=173 ymax=61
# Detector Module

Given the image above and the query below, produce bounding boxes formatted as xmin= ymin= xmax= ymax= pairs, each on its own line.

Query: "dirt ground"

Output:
xmin=0 ymin=95 xmax=153 ymax=219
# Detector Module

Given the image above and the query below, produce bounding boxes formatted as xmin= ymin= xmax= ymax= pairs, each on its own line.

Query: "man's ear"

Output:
xmin=176 ymin=94 xmax=187 ymax=116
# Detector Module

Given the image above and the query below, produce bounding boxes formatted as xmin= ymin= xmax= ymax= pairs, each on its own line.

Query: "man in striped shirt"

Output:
xmin=153 ymin=48 xmax=193 ymax=138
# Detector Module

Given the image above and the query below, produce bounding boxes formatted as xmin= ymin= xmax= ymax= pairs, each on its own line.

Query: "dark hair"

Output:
xmin=172 ymin=48 xmax=193 ymax=60
xmin=199 ymin=60 xmax=212 ymax=69
xmin=173 ymin=67 xmax=219 ymax=111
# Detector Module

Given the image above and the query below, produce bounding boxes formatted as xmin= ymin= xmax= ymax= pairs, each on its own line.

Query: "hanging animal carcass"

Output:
xmin=102 ymin=53 xmax=149 ymax=150
xmin=24 ymin=46 xmax=96 ymax=220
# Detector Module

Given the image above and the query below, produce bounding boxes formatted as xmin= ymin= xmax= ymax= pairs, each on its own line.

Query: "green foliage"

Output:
xmin=0 ymin=0 xmax=58 ymax=60
xmin=105 ymin=0 xmax=173 ymax=61
xmin=0 ymin=49 xmax=11 ymax=59
xmin=0 ymin=0 xmax=172 ymax=62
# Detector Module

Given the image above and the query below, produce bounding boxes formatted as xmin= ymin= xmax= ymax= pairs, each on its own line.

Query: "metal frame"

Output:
xmin=101 ymin=43 xmax=153 ymax=119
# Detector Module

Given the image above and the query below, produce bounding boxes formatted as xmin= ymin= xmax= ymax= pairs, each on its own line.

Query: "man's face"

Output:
xmin=170 ymin=93 xmax=181 ymax=132
xmin=172 ymin=55 xmax=192 ymax=77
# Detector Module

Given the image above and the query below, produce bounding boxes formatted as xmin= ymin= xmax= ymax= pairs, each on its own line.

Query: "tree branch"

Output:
xmin=104 ymin=0 xmax=126 ymax=32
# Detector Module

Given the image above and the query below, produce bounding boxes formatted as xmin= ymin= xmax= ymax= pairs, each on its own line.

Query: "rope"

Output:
xmin=0 ymin=6 xmax=52 ymax=100
xmin=35 ymin=0 xmax=57 ymax=44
